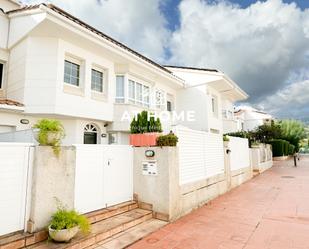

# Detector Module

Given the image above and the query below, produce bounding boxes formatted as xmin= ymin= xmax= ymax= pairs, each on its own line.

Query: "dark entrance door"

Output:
xmin=84 ymin=132 xmax=97 ymax=144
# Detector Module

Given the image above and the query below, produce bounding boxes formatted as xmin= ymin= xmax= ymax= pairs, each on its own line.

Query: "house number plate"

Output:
xmin=142 ymin=161 xmax=158 ymax=175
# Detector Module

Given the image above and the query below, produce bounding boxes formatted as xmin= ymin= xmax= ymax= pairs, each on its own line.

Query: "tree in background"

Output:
xmin=279 ymin=119 xmax=306 ymax=151
xmin=253 ymin=120 xmax=282 ymax=143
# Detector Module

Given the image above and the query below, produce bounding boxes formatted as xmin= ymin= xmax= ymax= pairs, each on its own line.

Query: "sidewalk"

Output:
xmin=129 ymin=156 xmax=309 ymax=249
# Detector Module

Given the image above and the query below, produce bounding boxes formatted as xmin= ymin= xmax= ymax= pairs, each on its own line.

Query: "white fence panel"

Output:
xmin=175 ymin=126 xmax=224 ymax=185
xmin=228 ymin=137 xmax=250 ymax=171
xmin=0 ymin=143 xmax=33 ymax=236
xmin=74 ymin=145 xmax=133 ymax=214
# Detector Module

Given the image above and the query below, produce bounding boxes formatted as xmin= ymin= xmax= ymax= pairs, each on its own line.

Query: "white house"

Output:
xmin=165 ymin=66 xmax=248 ymax=134
xmin=0 ymin=1 xmax=248 ymax=144
xmin=234 ymin=106 xmax=273 ymax=131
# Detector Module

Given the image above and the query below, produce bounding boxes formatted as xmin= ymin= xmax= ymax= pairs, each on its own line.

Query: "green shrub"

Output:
xmin=269 ymin=139 xmax=291 ymax=156
xmin=130 ymin=111 xmax=162 ymax=134
xmin=49 ymin=204 xmax=90 ymax=234
xmin=33 ymin=119 xmax=65 ymax=156
xmin=288 ymin=144 xmax=295 ymax=155
xmin=283 ymin=140 xmax=289 ymax=156
xmin=156 ymin=133 xmax=178 ymax=146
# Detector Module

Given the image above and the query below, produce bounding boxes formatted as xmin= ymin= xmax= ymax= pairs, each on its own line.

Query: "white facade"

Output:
xmin=234 ymin=106 xmax=273 ymax=131
xmin=165 ymin=66 xmax=248 ymax=134
xmin=0 ymin=1 xmax=248 ymax=144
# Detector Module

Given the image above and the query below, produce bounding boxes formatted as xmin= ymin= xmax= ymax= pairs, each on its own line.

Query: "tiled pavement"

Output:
xmin=128 ymin=156 xmax=309 ymax=249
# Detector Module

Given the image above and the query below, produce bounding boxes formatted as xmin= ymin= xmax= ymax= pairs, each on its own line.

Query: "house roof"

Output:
xmin=6 ymin=4 xmax=173 ymax=75
xmin=0 ymin=98 xmax=24 ymax=107
xmin=164 ymin=65 xmax=219 ymax=73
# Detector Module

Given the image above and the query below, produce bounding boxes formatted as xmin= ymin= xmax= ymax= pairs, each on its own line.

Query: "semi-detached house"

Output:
xmin=0 ymin=0 xmax=248 ymax=145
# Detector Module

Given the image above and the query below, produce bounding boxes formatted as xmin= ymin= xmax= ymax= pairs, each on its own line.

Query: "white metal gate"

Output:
xmin=74 ymin=145 xmax=133 ymax=214
xmin=175 ymin=126 xmax=225 ymax=185
xmin=0 ymin=143 xmax=33 ymax=236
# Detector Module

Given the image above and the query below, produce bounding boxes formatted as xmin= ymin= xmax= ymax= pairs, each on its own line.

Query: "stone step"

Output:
xmin=0 ymin=201 xmax=138 ymax=249
xmin=28 ymin=208 xmax=153 ymax=249
xmin=85 ymin=201 xmax=138 ymax=224
xmin=93 ymin=218 xmax=167 ymax=249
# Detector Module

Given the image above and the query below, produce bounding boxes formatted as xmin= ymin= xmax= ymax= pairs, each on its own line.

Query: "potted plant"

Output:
xmin=129 ymin=111 xmax=162 ymax=147
xmin=48 ymin=205 xmax=90 ymax=243
xmin=33 ymin=119 xmax=65 ymax=156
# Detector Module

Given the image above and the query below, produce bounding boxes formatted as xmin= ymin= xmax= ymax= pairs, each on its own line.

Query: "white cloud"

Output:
xmin=257 ymin=80 xmax=309 ymax=119
xmin=21 ymin=0 xmax=309 ymax=118
xmin=23 ymin=0 xmax=170 ymax=61
xmin=168 ymin=0 xmax=309 ymax=101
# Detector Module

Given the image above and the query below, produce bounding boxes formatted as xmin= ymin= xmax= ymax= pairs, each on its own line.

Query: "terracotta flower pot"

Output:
xmin=129 ymin=133 xmax=159 ymax=147
xmin=48 ymin=225 xmax=79 ymax=242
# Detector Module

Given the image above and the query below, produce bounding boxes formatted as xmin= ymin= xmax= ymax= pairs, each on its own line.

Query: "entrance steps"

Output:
xmin=0 ymin=201 xmax=167 ymax=249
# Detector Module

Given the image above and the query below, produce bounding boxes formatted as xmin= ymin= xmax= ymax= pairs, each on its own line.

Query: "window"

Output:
xmin=136 ymin=83 xmax=143 ymax=105
xmin=211 ymin=95 xmax=218 ymax=117
xmin=127 ymin=79 xmax=150 ymax=107
xmin=222 ymin=110 xmax=227 ymax=119
xmin=116 ymin=76 xmax=125 ymax=103
xmin=91 ymin=69 xmax=103 ymax=92
xmin=128 ymin=80 xmax=135 ymax=104
xmin=0 ymin=63 xmax=3 ymax=88
xmin=84 ymin=124 xmax=99 ymax=144
xmin=156 ymin=90 xmax=165 ymax=109
xmin=108 ymin=133 xmax=118 ymax=144
xmin=143 ymin=86 xmax=150 ymax=107
xmin=64 ymin=60 xmax=80 ymax=86
xmin=167 ymin=101 xmax=172 ymax=112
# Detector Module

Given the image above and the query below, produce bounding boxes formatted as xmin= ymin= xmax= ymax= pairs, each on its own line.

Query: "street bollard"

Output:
xmin=294 ymin=153 xmax=297 ymax=167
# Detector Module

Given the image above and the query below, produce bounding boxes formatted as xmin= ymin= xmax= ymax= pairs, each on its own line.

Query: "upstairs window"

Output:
xmin=116 ymin=76 xmax=125 ymax=103
xmin=211 ymin=95 xmax=218 ymax=117
xmin=155 ymin=90 xmax=165 ymax=109
xmin=91 ymin=69 xmax=103 ymax=92
xmin=0 ymin=63 xmax=3 ymax=89
xmin=64 ymin=60 xmax=80 ymax=86
xmin=167 ymin=101 xmax=172 ymax=112
xmin=128 ymin=80 xmax=135 ymax=104
xmin=127 ymin=79 xmax=150 ymax=107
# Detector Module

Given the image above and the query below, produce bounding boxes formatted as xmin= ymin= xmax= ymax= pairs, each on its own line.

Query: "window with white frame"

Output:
xmin=128 ymin=80 xmax=135 ymax=104
xmin=143 ymin=86 xmax=150 ymax=107
xmin=127 ymin=79 xmax=150 ymax=107
xmin=64 ymin=60 xmax=80 ymax=86
xmin=0 ymin=63 xmax=3 ymax=89
xmin=155 ymin=90 xmax=165 ymax=109
xmin=91 ymin=69 xmax=103 ymax=92
xmin=116 ymin=75 xmax=125 ymax=103
xmin=166 ymin=94 xmax=174 ymax=112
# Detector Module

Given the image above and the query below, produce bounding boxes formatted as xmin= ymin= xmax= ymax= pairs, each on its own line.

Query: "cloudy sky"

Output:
xmin=23 ymin=0 xmax=309 ymax=120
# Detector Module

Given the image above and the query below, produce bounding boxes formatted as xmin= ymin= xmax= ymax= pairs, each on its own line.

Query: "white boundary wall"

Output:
xmin=0 ymin=143 xmax=34 ymax=236
xmin=174 ymin=126 xmax=225 ymax=185
xmin=228 ymin=136 xmax=250 ymax=171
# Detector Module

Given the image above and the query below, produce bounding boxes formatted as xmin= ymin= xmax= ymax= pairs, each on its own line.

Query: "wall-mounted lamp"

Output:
xmin=20 ymin=119 xmax=29 ymax=124
xmin=145 ymin=150 xmax=155 ymax=157
xmin=101 ymin=133 xmax=107 ymax=138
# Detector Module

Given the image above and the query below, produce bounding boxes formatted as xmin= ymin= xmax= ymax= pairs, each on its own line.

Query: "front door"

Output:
xmin=84 ymin=132 xmax=97 ymax=144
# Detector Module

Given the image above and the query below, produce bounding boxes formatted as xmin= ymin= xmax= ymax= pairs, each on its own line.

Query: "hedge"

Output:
xmin=288 ymin=144 xmax=295 ymax=155
xmin=269 ymin=139 xmax=294 ymax=156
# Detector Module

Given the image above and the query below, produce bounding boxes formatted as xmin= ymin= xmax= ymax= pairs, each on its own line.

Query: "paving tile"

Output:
xmin=125 ymin=157 xmax=309 ymax=249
